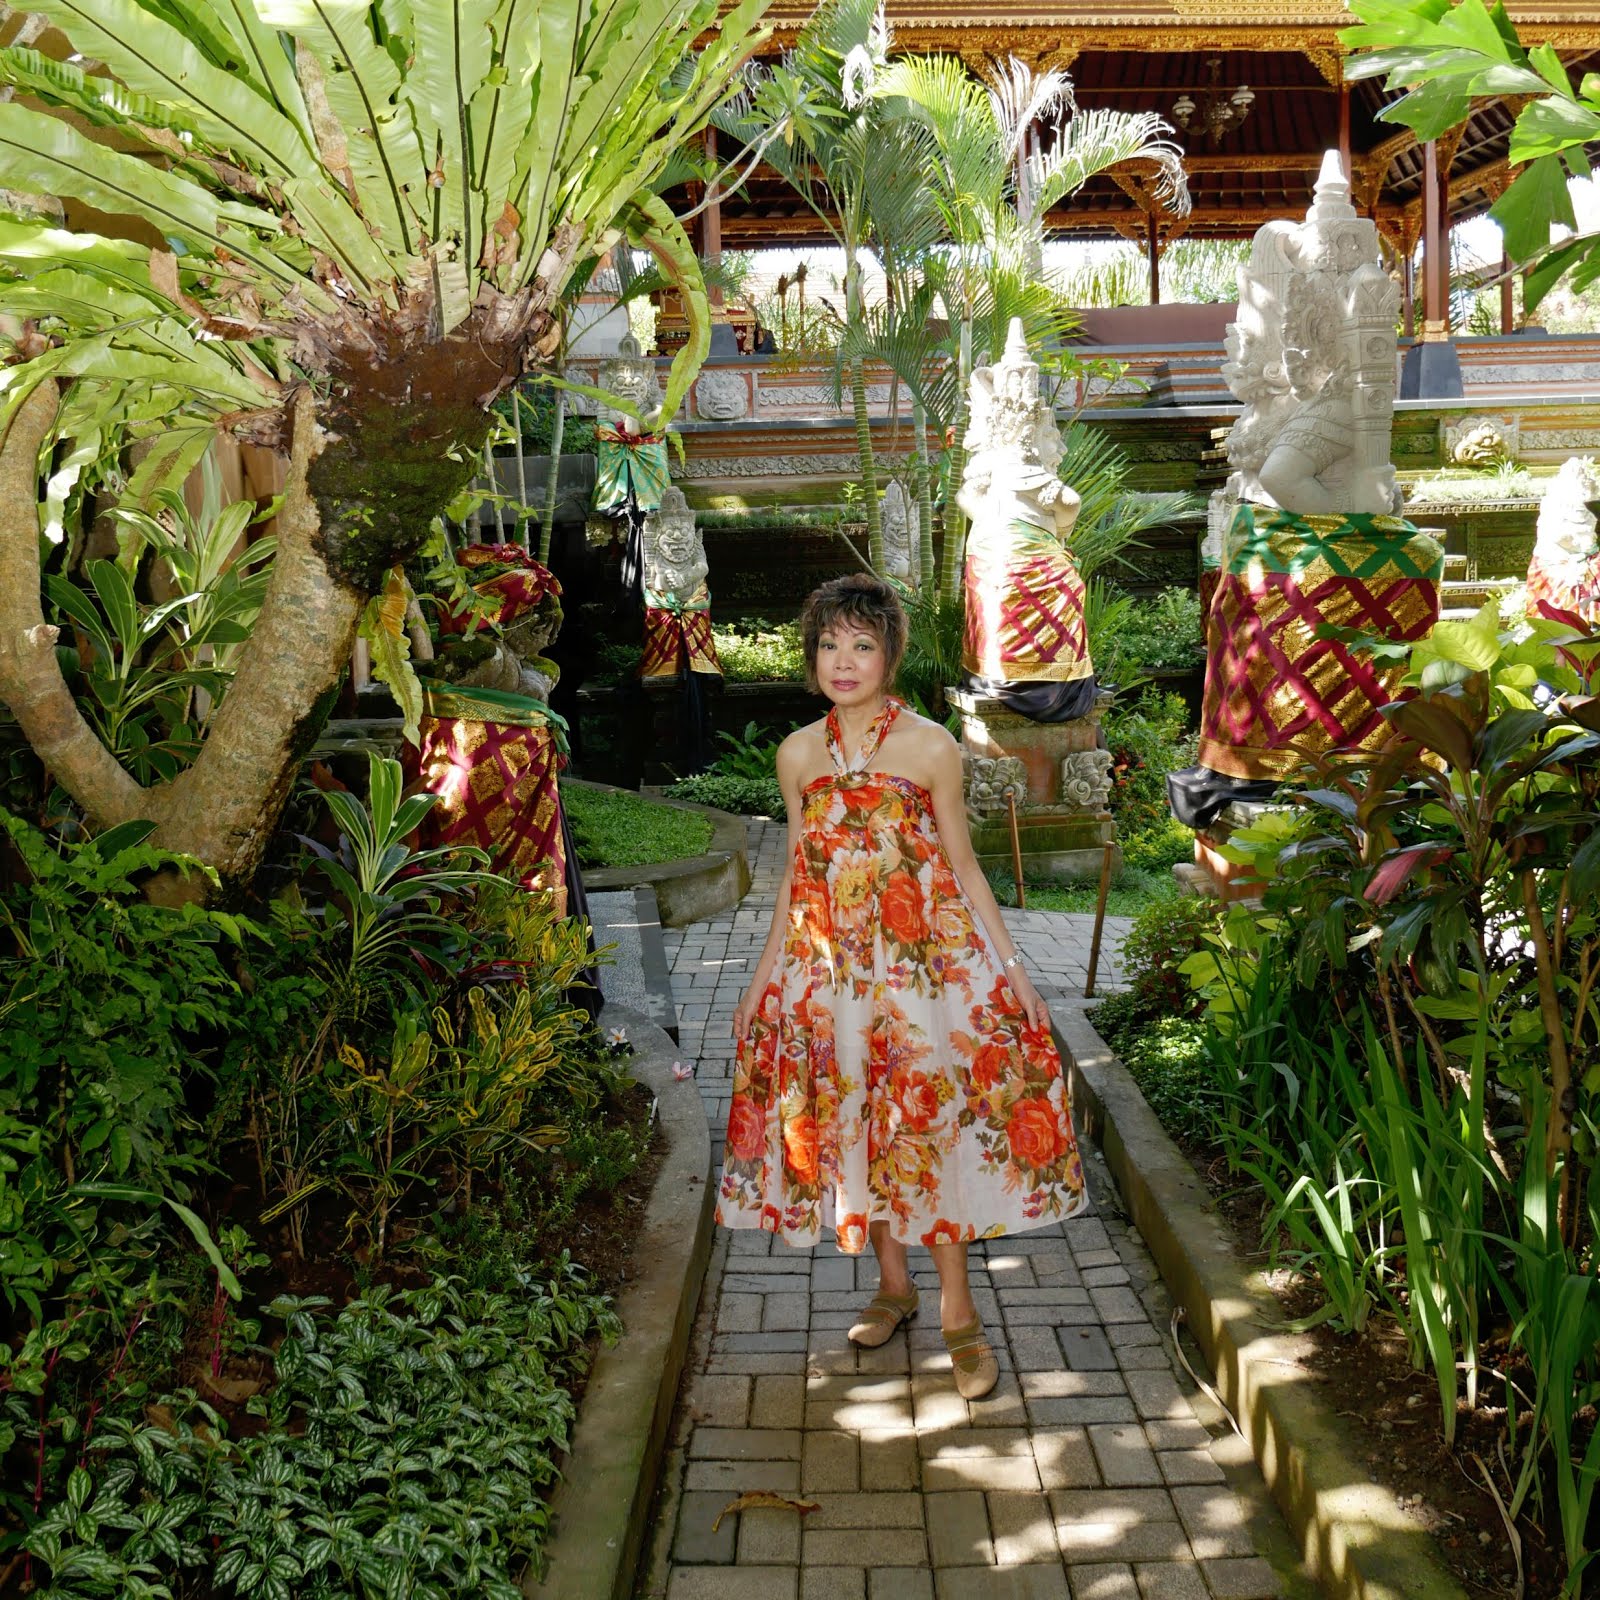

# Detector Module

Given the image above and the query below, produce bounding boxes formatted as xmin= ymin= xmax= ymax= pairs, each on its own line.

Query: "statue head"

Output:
xmin=598 ymin=334 xmax=661 ymax=434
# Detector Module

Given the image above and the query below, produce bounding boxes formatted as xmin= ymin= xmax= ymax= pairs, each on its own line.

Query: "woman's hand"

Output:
xmin=733 ymin=975 xmax=771 ymax=1044
xmin=1007 ymin=964 xmax=1052 ymax=1034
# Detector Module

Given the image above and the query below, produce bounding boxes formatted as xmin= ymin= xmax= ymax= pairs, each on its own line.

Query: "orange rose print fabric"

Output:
xmin=714 ymin=698 xmax=1091 ymax=1254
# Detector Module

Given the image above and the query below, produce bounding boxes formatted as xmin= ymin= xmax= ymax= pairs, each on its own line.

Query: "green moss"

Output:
xmin=562 ymin=785 xmax=713 ymax=868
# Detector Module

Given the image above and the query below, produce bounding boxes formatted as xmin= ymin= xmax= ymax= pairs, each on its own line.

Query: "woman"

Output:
xmin=716 ymin=574 xmax=1092 ymax=1401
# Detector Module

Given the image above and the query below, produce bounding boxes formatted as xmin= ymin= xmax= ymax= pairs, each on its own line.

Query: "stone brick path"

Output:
xmin=636 ymin=821 xmax=1311 ymax=1600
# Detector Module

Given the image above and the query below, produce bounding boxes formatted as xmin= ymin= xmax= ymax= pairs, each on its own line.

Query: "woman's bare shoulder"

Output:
xmin=892 ymin=705 xmax=960 ymax=755
xmin=776 ymin=719 xmax=828 ymax=774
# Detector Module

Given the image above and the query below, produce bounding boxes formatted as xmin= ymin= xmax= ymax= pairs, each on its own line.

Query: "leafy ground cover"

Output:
xmin=563 ymin=783 xmax=715 ymax=867
xmin=0 ymin=756 xmax=662 ymax=1598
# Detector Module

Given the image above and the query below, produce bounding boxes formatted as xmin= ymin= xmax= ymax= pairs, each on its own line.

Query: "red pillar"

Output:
xmin=1421 ymin=141 xmax=1448 ymax=338
xmin=1147 ymin=212 xmax=1160 ymax=305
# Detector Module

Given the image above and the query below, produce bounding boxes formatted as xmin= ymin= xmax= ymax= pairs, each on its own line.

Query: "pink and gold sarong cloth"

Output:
xmin=436 ymin=543 xmax=560 ymax=636
xmin=962 ymin=515 xmax=1093 ymax=685
xmin=1528 ymin=550 xmax=1600 ymax=631
xmin=1197 ymin=505 xmax=1443 ymax=781
xmin=409 ymin=683 xmax=572 ymax=915
xmin=641 ymin=604 xmax=721 ymax=679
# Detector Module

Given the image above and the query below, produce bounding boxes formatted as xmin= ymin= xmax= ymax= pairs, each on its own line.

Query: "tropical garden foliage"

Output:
xmin=1095 ymin=605 xmax=1600 ymax=1595
xmin=0 ymin=1 xmax=773 ymax=1591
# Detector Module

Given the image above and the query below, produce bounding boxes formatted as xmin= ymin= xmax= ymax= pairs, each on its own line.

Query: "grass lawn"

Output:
xmin=564 ymin=783 xmax=714 ymax=868
xmin=987 ymin=866 xmax=1180 ymax=919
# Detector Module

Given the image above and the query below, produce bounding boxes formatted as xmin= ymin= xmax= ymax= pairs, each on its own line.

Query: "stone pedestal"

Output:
xmin=1178 ymin=799 xmax=1283 ymax=903
xmin=948 ymin=687 xmax=1119 ymax=881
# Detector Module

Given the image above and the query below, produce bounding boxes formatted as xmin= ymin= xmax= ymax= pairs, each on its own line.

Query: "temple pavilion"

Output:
xmin=689 ymin=3 xmax=1600 ymax=349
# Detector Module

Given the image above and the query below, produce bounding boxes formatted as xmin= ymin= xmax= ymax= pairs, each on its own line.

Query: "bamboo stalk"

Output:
xmin=1005 ymin=784 xmax=1025 ymax=910
xmin=1085 ymin=835 xmax=1116 ymax=999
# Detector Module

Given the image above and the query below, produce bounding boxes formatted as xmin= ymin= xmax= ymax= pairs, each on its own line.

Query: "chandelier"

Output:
xmin=1171 ymin=58 xmax=1255 ymax=142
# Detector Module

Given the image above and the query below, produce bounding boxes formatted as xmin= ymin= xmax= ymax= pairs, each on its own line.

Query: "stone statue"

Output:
xmin=881 ymin=480 xmax=919 ymax=587
xmin=410 ymin=545 xmax=585 ymax=926
xmin=962 ymin=756 xmax=1027 ymax=812
xmin=594 ymin=333 xmax=669 ymax=526
xmin=1528 ymin=456 xmax=1600 ymax=629
xmin=1171 ymin=151 xmax=1444 ymax=834
xmin=1446 ymin=415 xmax=1519 ymax=468
xmin=956 ymin=317 xmax=1096 ymax=723
xmin=1060 ymin=750 xmax=1114 ymax=812
xmin=639 ymin=486 xmax=721 ymax=680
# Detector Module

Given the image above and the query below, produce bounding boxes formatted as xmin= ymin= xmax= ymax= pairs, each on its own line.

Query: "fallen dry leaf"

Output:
xmin=712 ymin=1492 xmax=822 ymax=1533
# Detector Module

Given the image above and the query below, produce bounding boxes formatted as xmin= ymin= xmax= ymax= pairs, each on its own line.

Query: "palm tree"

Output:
xmin=718 ymin=0 xmax=940 ymax=574
xmin=0 ymin=0 xmax=769 ymax=895
xmin=883 ymin=53 xmax=1191 ymax=594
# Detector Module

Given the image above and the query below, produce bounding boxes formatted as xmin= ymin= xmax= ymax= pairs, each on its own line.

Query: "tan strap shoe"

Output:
xmin=846 ymin=1288 xmax=919 ymax=1348
xmin=941 ymin=1315 xmax=999 ymax=1400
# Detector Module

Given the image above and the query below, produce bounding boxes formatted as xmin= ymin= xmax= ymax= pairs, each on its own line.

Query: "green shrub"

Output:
xmin=1121 ymin=814 xmax=1194 ymax=875
xmin=1097 ymin=1006 xmax=1213 ymax=1145
xmin=711 ymin=618 xmax=805 ymax=682
xmin=664 ymin=772 xmax=784 ymax=816
xmin=1117 ymin=892 xmax=1218 ymax=1019
xmin=1105 ymin=691 xmax=1196 ymax=842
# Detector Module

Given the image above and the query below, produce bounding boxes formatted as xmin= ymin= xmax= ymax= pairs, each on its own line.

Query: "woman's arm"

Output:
xmin=732 ymin=733 xmax=806 ymax=1042
xmin=923 ymin=727 xmax=1052 ymax=1033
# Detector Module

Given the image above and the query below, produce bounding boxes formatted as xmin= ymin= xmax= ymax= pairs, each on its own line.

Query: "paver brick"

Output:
xmin=802 ymin=1429 xmax=859 ymax=1493
xmin=717 ymin=1331 xmax=811 ymax=1353
xmin=1125 ymin=1370 xmax=1187 ymax=1420
xmin=988 ymin=1492 xmax=1060 ymax=1567
xmin=1088 ymin=1423 xmax=1163 ymax=1486
xmin=717 ymin=1293 xmax=763 ymax=1333
xmin=805 ymin=1528 xmax=928 ymax=1567
xmin=739 ymin=1506 xmax=803 ymax=1565
xmin=687 ymin=1374 xmax=752 ymax=1428
xmin=1142 ymin=1418 xmax=1211 ymax=1452
xmin=1199 ymin=1556 xmax=1280 ymax=1598
xmin=967 ymin=1374 xmax=1029 ymax=1429
xmin=858 ymin=1428 xmax=920 ymax=1490
xmin=667 ymin=1568 xmax=798 ymax=1600
xmin=807 ymin=1491 xmax=923 ymax=1529
xmin=1168 ymin=1486 xmax=1256 ymax=1559
xmin=725 ymin=1272 xmax=814 ymax=1292
xmin=685 ymin=1460 xmax=803 ymax=1494
xmin=1058 ymin=1325 xmax=1119 ymax=1371
xmin=1032 ymin=1426 xmax=1100 ymax=1490
xmin=1157 ymin=1449 xmax=1226 ymax=1486
xmin=752 ymin=1374 xmax=807 ymax=1430
xmin=801 ymin=1570 xmax=866 ymax=1600
xmin=1049 ymin=1489 xmax=1192 ymax=1564
xmin=925 ymin=1490 xmax=993 ymax=1567
xmin=870 ymin=1569 xmax=934 ymax=1600
xmin=935 ymin=1564 xmax=1071 ymax=1599
xmin=764 ymin=1292 xmax=813 ymax=1331
xmin=1133 ymin=1561 xmax=1210 ymax=1600
xmin=1088 ymin=1286 xmax=1148 ymax=1323
xmin=673 ymin=1490 xmax=738 ymax=1565
xmin=688 ymin=1427 xmax=803 ymax=1461
xmin=1065 ymin=1563 xmax=1138 ymax=1600
xmin=707 ymin=1353 xmax=809 ymax=1377
xmin=1025 ymin=1397 xmax=1138 ymax=1428
xmin=1021 ymin=1371 xmax=1127 ymax=1399
xmin=921 ymin=1428 xmax=1042 ymax=1492
xmin=1116 ymin=1344 xmax=1178 ymax=1371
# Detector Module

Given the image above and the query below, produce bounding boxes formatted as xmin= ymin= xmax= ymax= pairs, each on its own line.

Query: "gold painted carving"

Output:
xmin=1301 ymin=46 xmax=1344 ymax=85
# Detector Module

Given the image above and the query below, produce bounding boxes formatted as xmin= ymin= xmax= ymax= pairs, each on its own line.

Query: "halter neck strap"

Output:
xmin=826 ymin=697 xmax=901 ymax=776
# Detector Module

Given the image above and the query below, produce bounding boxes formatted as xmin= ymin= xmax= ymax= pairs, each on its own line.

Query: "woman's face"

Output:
xmin=816 ymin=621 xmax=888 ymax=708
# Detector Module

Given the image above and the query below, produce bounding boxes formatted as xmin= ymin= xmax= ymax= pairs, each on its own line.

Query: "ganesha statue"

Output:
xmin=1171 ymin=152 xmax=1444 ymax=833
xmin=1527 ymin=456 xmax=1600 ymax=630
xmin=407 ymin=545 xmax=583 ymax=927
xmin=956 ymin=317 xmax=1096 ymax=723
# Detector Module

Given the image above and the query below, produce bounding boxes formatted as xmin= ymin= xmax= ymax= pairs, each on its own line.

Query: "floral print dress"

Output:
xmin=715 ymin=698 xmax=1091 ymax=1254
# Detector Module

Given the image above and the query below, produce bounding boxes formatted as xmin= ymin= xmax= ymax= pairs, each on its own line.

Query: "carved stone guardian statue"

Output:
xmin=640 ymin=486 xmax=722 ymax=681
xmin=956 ymin=317 xmax=1096 ymax=723
xmin=1528 ymin=455 xmax=1600 ymax=629
xmin=881 ymin=480 xmax=919 ymax=588
xmin=1170 ymin=152 xmax=1445 ymax=838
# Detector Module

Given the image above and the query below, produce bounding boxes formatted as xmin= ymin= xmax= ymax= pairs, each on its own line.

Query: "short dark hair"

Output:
xmin=799 ymin=573 xmax=907 ymax=692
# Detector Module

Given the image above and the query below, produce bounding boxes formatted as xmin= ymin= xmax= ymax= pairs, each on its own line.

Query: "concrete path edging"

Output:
xmin=524 ymin=1003 xmax=716 ymax=1600
xmin=1057 ymin=1005 xmax=1472 ymax=1600
xmin=571 ymin=779 xmax=752 ymax=927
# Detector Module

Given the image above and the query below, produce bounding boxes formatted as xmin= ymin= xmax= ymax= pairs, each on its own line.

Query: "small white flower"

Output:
xmin=841 ymin=43 xmax=874 ymax=108
xmin=607 ymin=1026 xmax=629 ymax=1046
xmin=672 ymin=1061 xmax=696 ymax=1081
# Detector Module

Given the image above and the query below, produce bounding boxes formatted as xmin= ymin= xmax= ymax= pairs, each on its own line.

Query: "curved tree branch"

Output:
xmin=157 ymin=386 xmax=362 ymax=887
xmin=0 ymin=381 xmax=148 ymax=828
